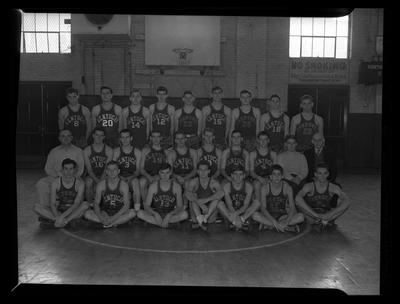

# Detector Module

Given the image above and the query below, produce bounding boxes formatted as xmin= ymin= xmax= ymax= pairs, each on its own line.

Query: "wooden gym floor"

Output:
xmin=16 ymin=169 xmax=381 ymax=295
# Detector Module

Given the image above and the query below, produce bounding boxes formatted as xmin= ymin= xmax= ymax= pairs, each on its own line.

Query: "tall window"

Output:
xmin=289 ymin=16 xmax=349 ymax=59
xmin=20 ymin=12 xmax=71 ymax=54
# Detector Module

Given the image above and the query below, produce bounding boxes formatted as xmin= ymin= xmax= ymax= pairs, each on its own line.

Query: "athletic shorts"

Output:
xmin=57 ymin=204 xmax=73 ymax=213
xmin=185 ymin=134 xmax=201 ymax=150
xmin=242 ymin=138 xmax=257 ymax=152
xmin=214 ymin=137 xmax=228 ymax=151
xmin=269 ymin=211 xmax=288 ymax=221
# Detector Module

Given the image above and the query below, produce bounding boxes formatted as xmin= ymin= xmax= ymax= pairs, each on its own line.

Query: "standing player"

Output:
xmin=139 ymin=130 xmax=167 ymax=202
xmin=197 ymin=128 xmax=222 ymax=180
xmin=58 ymin=87 xmax=91 ymax=149
xmin=249 ymin=131 xmax=277 ymax=201
xmin=202 ymin=86 xmax=231 ymax=151
xmin=252 ymin=164 xmax=304 ymax=233
xmin=137 ymin=163 xmax=188 ymax=228
xmin=149 ymin=86 xmax=175 ymax=150
xmin=174 ymin=90 xmax=202 ymax=150
xmin=231 ymin=90 xmax=260 ymax=152
xmin=295 ymin=163 xmax=350 ymax=231
xmin=185 ymin=161 xmax=224 ymax=230
xmin=84 ymin=161 xmax=136 ymax=228
xmin=112 ymin=129 xmax=141 ymax=211
xmin=259 ymin=94 xmax=289 ymax=153
xmin=122 ymin=89 xmax=150 ymax=149
xmin=290 ymin=95 xmax=324 ymax=153
xmin=83 ymin=127 xmax=113 ymax=205
xmin=91 ymin=86 xmax=123 ymax=148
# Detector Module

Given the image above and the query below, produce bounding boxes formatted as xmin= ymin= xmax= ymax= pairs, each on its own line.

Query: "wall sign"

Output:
xmin=289 ymin=58 xmax=349 ymax=84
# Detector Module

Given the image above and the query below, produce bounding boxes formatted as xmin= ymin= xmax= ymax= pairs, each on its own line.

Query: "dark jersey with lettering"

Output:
xmin=96 ymin=103 xmax=120 ymax=147
xmin=305 ymin=182 xmax=333 ymax=214
xmin=127 ymin=106 xmax=147 ymax=148
xmin=226 ymin=148 xmax=245 ymax=176
xmin=295 ymin=113 xmax=319 ymax=152
xmin=205 ymin=104 xmax=226 ymax=140
xmin=199 ymin=146 xmax=218 ymax=177
xmin=152 ymin=103 xmax=171 ymax=137
xmin=254 ymin=149 xmax=274 ymax=178
xmin=235 ymin=107 xmax=257 ymax=139
xmin=116 ymin=147 xmax=136 ymax=178
xmin=144 ymin=147 xmax=166 ymax=176
xmin=264 ymin=112 xmax=286 ymax=152
xmin=56 ymin=177 xmax=77 ymax=212
xmin=100 ymin=179 xmax=124 ymax=216
xmin=151 ymin=181 xmax=177 ymax=215
xmin=265 ymin=182 xmax=288 ymax=219
xmin=173 ymin=148 xmax=194 ymax=177
xmin=64 ymin=105 xmax=87 ymax=142
xmin=89 ymin=145 xmax=108 ymax=178
xmin=230 ymin=182 xmax=247 ymax=211
xmin=178 ymin=107 xmax=198 ymax=135
xmin=196 ymin=178 xmax=214 ymax=199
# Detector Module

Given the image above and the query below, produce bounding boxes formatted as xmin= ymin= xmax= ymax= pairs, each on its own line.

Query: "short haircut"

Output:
xmin=284 ymin=135 xmax=297 ymax=143
xmin=174 ymin=130 xmax=186 ymax=139
xmin=300 ymin=94 xmax=313 ymax=102
xmin=62 ymin=158 xmax=77 ymax=168
xmin=92 ymin=126 xmax=106 ymax=135
xmin=270 ymin=94 xmax=281 ymax=101
xmin=106 ymin=160 xmax=120 ymax=168
xmin=120 ymin=129 xmax=132 ymax=136
xmin=231 ymin=129 xmax=242 ymax=137
xmin=100 ymin=86 xmax=113 ymax=94
xmin=270 ymin=164 xmax=284 ymax=174
xmin=203 ymin=127 xmax=215 ymax=135
xmin=197 ymin=160 xmax=211 ymax=170
xmin=59 ymin=129 xmax=72 ymax=136
xmin=183 ymin=90 xmax=193 ymax=96
xmin=257 ymin=131 xmax=270 ymax=139
xmin=159 ymin=162 xmax=172 ymax=172
xmin=65 ymin=87 xmax=78 ymax=96
xmin=150 ymin=130 xmax=161 ymax=136
xmin=315 ymin=163 xmax=330 ymax=172
xmin=211 ymin=86 xmax=223 ymax=93
xmin=157 ymin=86 xmax=168 ymax=94
xmin=231 ymin=165 xmax=245 ymax=174
xmin=240 ymin=89 xmax=252 ymax=96
xmin=130 ymin=88 xmax=141 ymax=96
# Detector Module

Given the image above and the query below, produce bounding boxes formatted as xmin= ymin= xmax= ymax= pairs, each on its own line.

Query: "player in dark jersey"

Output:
xmin=185 ymin=161 xmax=224 ymax=230
xmin=290 ymin=94 xmax=324 ymax=153
xmin=91 ymin=86 xmax=123 ymax=149
xmin=149 ymin=86 xmax=175 ymax=150
xmin=249 ymin=131 xmax=277 ymax=201
xmin=197 ymin=128 xmax=222 ymax=180
xmin=112 ymin=129 xmax=142 ymax=212
xmin=137 ymin=163 xmax=188 ymax=228
xmin=139 ymin=130 xmax=167 ymax=202
xmin=36 ymin=158 xmax=87 ymax=229
xmin=174 ymin=90 xmax=202 ymax=150
xmin=252 ymin=164 xmax=304 ymax=232
xmin=122 ymin=89 xmax=150 ymax=149
xmin=83 ymin=127 xmax=113 ymax=205
xmin=231 ymin=90 xmax=260 ymax=152
xmin=84 ymin=161 xmax=136 ymax=228
xmin=295 ymin=163 xmax=350 ymax=231
xmin=202 ymin=86 xmax=231 ymax=151
xmin=259 ymin=94 xmax=290 ymax=153
xmin=58 ymin=87 xmax=91 ymax=149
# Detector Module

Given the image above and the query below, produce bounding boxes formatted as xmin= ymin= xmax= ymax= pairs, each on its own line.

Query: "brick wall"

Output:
xmin=19 ymin=54 xmax=73 ymax=81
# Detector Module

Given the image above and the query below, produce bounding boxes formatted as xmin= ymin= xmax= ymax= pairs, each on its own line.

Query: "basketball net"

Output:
xmin=172 ymin=48 xmax=194 ymax=66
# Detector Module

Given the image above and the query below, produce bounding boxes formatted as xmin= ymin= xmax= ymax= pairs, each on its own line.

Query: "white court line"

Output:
xmin=61 ymin=225 xmax=311 ymax=254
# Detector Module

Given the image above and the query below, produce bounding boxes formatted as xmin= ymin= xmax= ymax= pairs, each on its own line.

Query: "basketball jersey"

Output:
xmin=230 ymin=182 xmax=247 ymax=211
xmin=56 ymin=177 xmax=77 ymax=212
xmin=265 ymin=182 xmax=288 ymax=219
xmin=205 ymin=104 xmax=226 ymax=140
xmin=295 ymin=113 xmax=319 ymax=151
xmin=127 ymin=106 xmax=147 ymax=148
xmin=116 ymin=146 xmax=136 ymax=178
xmin=178 ymin=107 xmax=198 ymax=135
xmin=264 ymin=112 xmax=286 ymax=152
xmin=89 ymin=145 xmax=108 ymax=178
xmin=235 ymin=107 xmax=257 ymax=139
xmin=64 ymin=105 xmax=86 ymax=141
xmin=305 ymin=182 xmax=333 ymax=214
xmin=152 ymin=103 xmax=171 ymax=137
xmin=254 ymin=149 xmax=274 ymax=178
xmin=151 ymin=181 xmax=177 ymax=214
xmin=100 ymin=179 xmax=124 ymax=216
xmin=173 ymin=148 xmax=194 ymax=176
xmin=199 ymin=146 xmax=218 ymax=177
xmin=195 ymin=178 xmax=214 ymax=199
xmin=96 ymin=104 xmax=120 ymax=146
xmin=144 ymin=147 xmax=166 ymax=176
xmin=226 ymin=148 xmax=245 ymax=176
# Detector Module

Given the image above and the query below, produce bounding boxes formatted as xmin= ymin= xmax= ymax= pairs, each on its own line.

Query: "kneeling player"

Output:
xmin=252 ymin=164 xmax=304 ymax=233
xmin=185 ymin=161 xmax=225 ymax=230
xmin=295 ymin=163 xmax=350 ymax=231
xmin=137 ymin=163 xmax=188 ymax=228
xmin=84 ymin=161 xmax=136 ymax=228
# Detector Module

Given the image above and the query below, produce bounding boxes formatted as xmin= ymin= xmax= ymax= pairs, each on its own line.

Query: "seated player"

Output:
xmin=139 ymin=130 xmax=167 ymax=202
xmin=84 ymin=161 xmax=136 ymax=228
xmin=197 ymin=128 xmax=222 ymax=181
xmin=35 ymin=158 xmax=88 ymax=229
xmin=217 ymin=166 xmax=259 ymax=231
xmin=137 ymin=163 xmax=188 ymax=228
xmin=295 ymin=163 xmax=350 ymax=231
xmin=112 ymin=129 xmax=141 ymax=212
xmin=83 ymin=127 xmax=113 ymax=205
xmin=185 ymin=161 xmax=225 ymax=231
xmin=252 ymin=164 xmax=304 ymax=233
xmin=249 ymin=131 xmax=277 ymax=201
